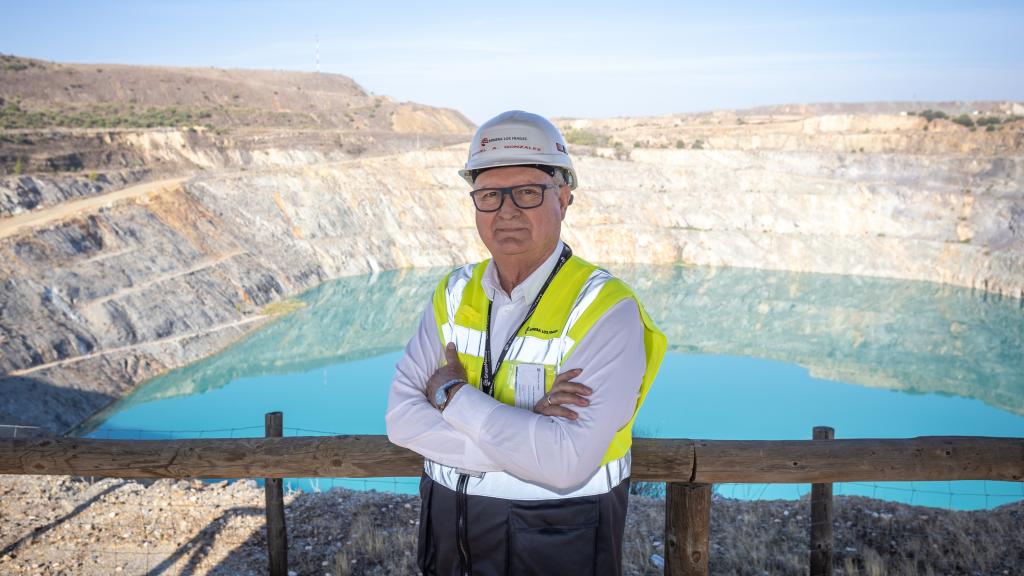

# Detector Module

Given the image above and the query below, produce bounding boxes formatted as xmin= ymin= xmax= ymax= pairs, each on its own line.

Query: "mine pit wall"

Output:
xmin=0 ymin=127 xmax=472 ymax=217
xmin=194 ymin=147 xmax=1024 ymax=299
xmin=1 ymin=146 xmax=1022 ymax=434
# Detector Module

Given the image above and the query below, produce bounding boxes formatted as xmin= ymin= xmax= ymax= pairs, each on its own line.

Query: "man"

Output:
xmin=386 ymin=110 xmax=666 ymax=575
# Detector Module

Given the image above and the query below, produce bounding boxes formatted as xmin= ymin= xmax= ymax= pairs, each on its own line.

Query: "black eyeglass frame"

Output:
xmin=469 ymin=183 xmax=559 ymax=212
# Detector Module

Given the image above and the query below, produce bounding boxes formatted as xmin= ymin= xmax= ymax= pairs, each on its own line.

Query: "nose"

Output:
xmin=496 ymin=191 xmax=523 ymax=218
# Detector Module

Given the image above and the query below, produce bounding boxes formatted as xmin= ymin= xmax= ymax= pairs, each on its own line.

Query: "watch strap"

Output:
xmin=436 ymin=378 xmax=466 ymax=410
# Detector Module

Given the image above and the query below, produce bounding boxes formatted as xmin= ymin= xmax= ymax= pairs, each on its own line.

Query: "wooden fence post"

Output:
xmin=809 ymin=426 xmax=834 ymax=576
xmin=265 ymin=412 xmax=288 ymax=576
xmin=665 ymin=482 xmax=711 ymax=576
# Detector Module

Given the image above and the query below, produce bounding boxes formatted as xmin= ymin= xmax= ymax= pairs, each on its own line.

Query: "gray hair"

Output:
xmin=551 ymin=168 xmax=567 ymax=187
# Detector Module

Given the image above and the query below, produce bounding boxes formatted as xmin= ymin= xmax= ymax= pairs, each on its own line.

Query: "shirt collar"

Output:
xmin=481 ymin=240 xmax=565 ymax=304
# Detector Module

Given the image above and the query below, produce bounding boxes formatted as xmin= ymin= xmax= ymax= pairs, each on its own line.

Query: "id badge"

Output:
xmin=514 ymin=364 xmax=546 ymax=410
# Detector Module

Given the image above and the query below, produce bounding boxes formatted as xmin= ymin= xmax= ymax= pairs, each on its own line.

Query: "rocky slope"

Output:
xmin=0 ymin=66 xmax=1019 ymax=430
xmin=557 ymin=103 xmax=1024 ymax=155
xmin=1 ymin=54 xmax=475 ymax=217
xmin=3 ymin=143 xmax=1023 ymax=434
xmin=0 ymin=127 xmax=470 ymax=217
xmin=1 ymin=101 xmax=1023 ymax=435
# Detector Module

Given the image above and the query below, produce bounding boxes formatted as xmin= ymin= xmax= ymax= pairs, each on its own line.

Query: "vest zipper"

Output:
xmin=456 ymin=473 xmax=472 ymax=575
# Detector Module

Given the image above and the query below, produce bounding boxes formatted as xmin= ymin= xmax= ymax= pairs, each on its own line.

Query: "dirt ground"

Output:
xmin=1 ymin=475 xmax=1020 ymax=576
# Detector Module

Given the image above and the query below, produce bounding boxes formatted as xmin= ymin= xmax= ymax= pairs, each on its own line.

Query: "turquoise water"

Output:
xmin=76 ymin=265 xmax=1024 ymax=510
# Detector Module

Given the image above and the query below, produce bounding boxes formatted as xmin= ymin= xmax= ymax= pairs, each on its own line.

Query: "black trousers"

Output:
xmin=417 ymin=473 xmax=630 ymax=576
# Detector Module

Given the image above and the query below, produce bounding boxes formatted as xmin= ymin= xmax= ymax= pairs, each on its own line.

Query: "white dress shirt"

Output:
xmin=385 ymin=241 xmax=647 ymax=491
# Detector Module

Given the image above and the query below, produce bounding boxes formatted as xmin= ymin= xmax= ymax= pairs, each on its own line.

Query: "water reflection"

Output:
xmin=78 ymin=267 xmax=446 ymax=424
xmin=83 ymin=264 xmax=1024 ymax=425
xmin=618 ymin=265 xmax=1023 ymax=417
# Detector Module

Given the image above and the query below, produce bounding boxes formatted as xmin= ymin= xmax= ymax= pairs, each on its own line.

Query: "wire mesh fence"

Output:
xmin=76 ymin=424 xmax=1024 ymax=509
xmin=0 ymin=424 xmax=48 ymax=439
xmin=620 ymin=483 xmax=1024 ymax=575
xmin=0 ymin=475 xmax=268 ymax=575
xmin=2 ymin=420 xmax=1022 ymax=575
xmin=3 ymin=472 xmax=1020 ymax=576
xmin=0 ymin=473 xmax=424 ymax=576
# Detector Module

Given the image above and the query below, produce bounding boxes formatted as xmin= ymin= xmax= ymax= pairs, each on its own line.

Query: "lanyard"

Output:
xmin=481 ymin=243 xmax=573 ymax=397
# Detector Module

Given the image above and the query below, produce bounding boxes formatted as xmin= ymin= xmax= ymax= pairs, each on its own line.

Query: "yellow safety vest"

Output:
xmin=432 ymin=254 xmax=667 ymax=465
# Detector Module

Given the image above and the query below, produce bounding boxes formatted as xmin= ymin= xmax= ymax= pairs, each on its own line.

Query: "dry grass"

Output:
xmin=1 ymin=475 xmax=1019 ymax=575
xmin=621 ymin=494 xmax=1023 ymax=576
xmin=260 ymin=299 xmax=306 ymax=316
xmin=324 ymin=493 xmax=1022 ymax=575
xmin=333 ymin=501 xmax=418 ymax=576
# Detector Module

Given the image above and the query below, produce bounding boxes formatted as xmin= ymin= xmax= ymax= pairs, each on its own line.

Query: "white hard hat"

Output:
xmin=459 ymin=110 xmax=578 ymax=191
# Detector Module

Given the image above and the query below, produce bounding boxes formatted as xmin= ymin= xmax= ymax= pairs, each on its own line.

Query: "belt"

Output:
xmin=424 ymin=451 xmax=631 ymax=501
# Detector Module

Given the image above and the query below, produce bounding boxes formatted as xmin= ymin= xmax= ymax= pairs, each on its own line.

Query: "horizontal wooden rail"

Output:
xmin=0 ymin=435 xmax=1020 ymax=483
xmin=689 ymin=436 xmax=1023 ymax=483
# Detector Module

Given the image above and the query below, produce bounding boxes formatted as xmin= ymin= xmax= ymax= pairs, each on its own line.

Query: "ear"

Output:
xmin=558 ymin=185 xmax=572 ymax=219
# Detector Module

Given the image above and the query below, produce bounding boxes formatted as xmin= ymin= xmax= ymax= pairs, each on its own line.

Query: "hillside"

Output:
xmin=0 ymin=54 xmax=474 ymax=182
xmin=0 ymin=54 xmax=473 ymax=133
xmin=3 ymin=145 xmax=1022 ymax=434
xmin=0 ymin=55 xmax=1021 ymax=439
xmin=555 ymin=102 xmax=1024 ymax=156
xmin=0 ymin=54 xmax=476 ymax=217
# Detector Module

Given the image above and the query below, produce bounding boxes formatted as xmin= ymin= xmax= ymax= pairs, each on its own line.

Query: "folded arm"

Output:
xmin=441 ymin=298 xmax=645 ymax=490
xmin=385 ymin=305 xmax=503 ymax=472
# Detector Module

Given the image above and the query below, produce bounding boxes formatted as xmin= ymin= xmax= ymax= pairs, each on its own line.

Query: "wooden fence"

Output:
xmin=1 ymin=427 xmax=1021 ymax=576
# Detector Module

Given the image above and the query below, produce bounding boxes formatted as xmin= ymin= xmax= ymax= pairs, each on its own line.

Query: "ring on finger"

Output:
xmin=545 ymin=395 xmax=554 ymax=407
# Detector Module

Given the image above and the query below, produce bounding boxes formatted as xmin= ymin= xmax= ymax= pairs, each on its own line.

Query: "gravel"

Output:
xmin=1 ymin=475 xmax=1020 ymax=575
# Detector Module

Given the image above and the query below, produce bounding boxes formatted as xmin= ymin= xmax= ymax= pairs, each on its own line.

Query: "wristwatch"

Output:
xmin=434 ymin=378 xmax=466 ymax=411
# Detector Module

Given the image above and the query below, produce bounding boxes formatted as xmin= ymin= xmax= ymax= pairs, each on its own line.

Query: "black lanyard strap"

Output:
xmin=481 ymin=243 xmax=573 ymax=397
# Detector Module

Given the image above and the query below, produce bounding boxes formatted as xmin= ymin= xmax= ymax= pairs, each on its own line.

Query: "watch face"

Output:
xmin=434 ymin=387 xmax=448 ymax=407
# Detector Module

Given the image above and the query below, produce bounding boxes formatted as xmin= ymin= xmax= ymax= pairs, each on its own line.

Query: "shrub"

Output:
xmin=675 ymin=139 xmax=686 ymax=149
xmin=564 ymin=128 xmax=609 ymax=147
xmin=692 ymin=139 xmax=705 ymax=150
xmin=918 ymin=109 xmax=948 ymax=122
xmin=612 ymin=141 xmax=630 ymax=161
xmin=952 ymin=114 xmax=975 ymax=128
xmin=2 ymin=103 xmax=215 ymax=129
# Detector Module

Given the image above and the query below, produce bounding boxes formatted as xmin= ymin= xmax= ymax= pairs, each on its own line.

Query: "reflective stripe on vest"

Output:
xmin=424 ymin=453 xmax=631 ymax=501
xmin=430 ymin=254 xmax=667 ymax=498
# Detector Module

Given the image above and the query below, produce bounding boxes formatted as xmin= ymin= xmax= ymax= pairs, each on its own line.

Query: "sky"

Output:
xmin=3 ymin=0 xmax=1023 ymax=123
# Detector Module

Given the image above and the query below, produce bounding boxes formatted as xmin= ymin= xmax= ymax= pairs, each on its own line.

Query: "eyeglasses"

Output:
xmin=469 ymin=184 xmax=557 ymax=212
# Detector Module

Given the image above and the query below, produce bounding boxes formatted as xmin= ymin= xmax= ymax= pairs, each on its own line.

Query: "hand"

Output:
xmin=425 ymin=342 xmax=468 ymax=409
xmin=534 ymin=368 xmax=592 ymax=420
